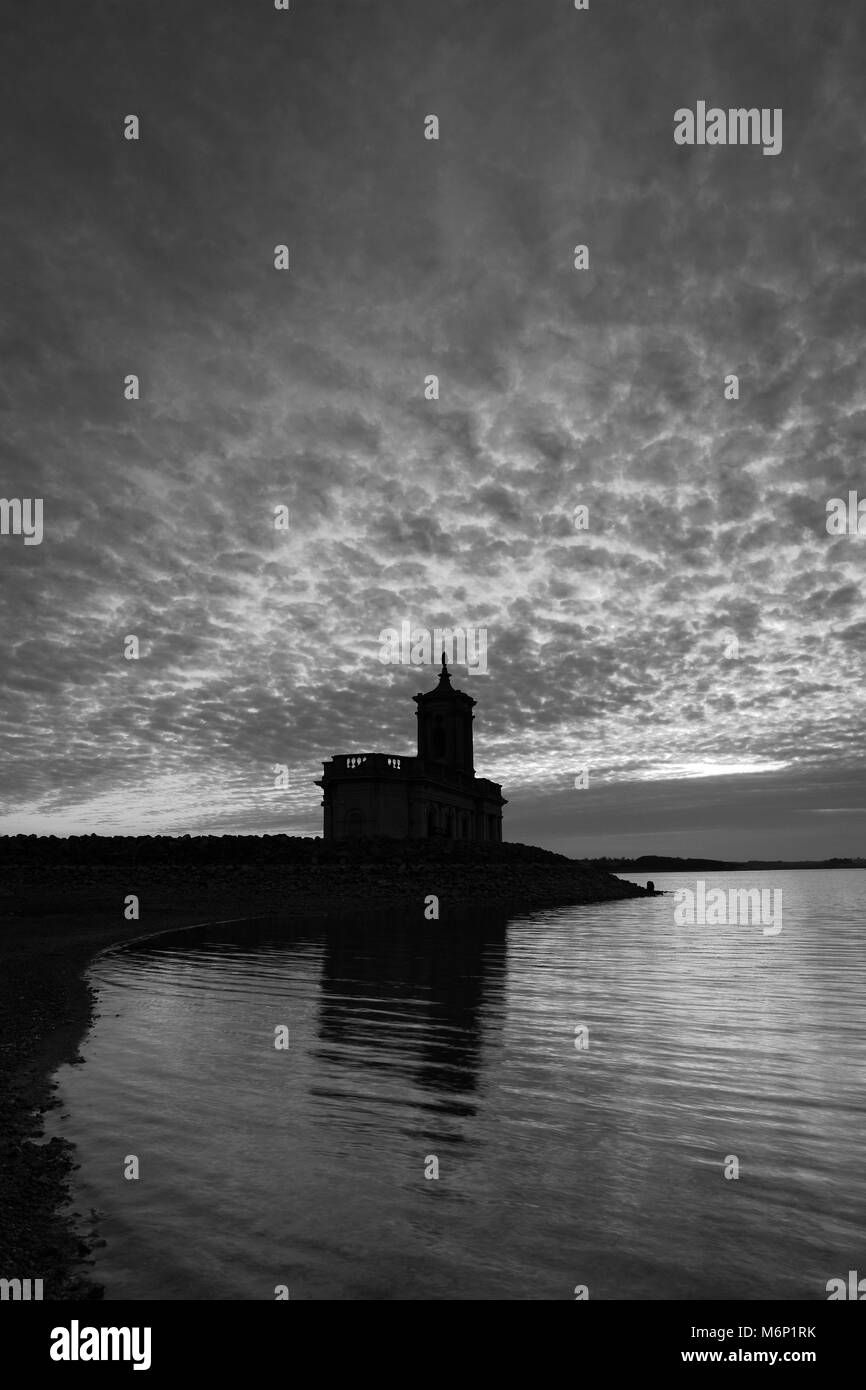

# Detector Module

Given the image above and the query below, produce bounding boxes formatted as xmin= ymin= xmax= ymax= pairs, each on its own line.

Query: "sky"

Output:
xmin=0 ymin=0 xmax=864 ymax=857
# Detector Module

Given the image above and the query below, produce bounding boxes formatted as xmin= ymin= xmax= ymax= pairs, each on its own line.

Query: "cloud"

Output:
xmin=0 ymin=0 xmax=864 ymax=855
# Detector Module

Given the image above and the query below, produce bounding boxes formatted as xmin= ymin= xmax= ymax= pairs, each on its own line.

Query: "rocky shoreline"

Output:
xmin=0 ymin=840 xmax=651 ymax=1300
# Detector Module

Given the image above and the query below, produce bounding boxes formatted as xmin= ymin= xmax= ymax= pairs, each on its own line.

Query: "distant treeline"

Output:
xmin=579 ymin=856 xmax=865 ymax=871
xmin=0 ymin=835 xmax=576 ymax=867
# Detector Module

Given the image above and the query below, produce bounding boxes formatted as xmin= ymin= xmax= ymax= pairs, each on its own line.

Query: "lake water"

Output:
xmin=48 ymin=870 xmax=866 ymax=1300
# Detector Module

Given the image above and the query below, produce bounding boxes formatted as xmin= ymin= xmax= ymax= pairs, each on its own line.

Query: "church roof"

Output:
xmin=414 ymin=653 xmax=476 ymax=706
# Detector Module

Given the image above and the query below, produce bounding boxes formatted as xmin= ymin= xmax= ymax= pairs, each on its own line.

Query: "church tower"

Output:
xmin=413 ymin=654 xmax=475 ymax=772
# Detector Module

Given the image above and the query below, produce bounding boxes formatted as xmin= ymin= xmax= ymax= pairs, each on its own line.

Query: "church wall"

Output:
xmin=329 ymin=778 xmax=410 ymax=839
xmin=324 ymin=774 xmax=504 ymax=842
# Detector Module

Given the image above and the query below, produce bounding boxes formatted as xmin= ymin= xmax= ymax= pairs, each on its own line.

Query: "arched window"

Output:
xmin=344 ymin=808 xmax=364 ymax=839
xmin=432 ymin=720 xmax=446 ymax=760
xmin=427 ymin=804 xmax=436 ymax=837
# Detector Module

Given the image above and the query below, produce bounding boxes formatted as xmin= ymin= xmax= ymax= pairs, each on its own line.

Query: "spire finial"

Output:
xmin=441 ymin=650 xmax=447 ymax=670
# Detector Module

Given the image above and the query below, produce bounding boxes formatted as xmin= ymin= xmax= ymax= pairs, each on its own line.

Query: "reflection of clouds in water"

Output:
xmin=52 ymin=876 xmax=866 ymax=1299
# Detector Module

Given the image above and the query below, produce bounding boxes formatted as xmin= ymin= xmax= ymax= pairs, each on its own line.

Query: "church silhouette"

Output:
xmin=316 ymin=656 xmax=506 ymax=840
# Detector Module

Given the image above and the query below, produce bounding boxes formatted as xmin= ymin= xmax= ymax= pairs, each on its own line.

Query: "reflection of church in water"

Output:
xmin=316 ymin=656 xmax=506 ymax=841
